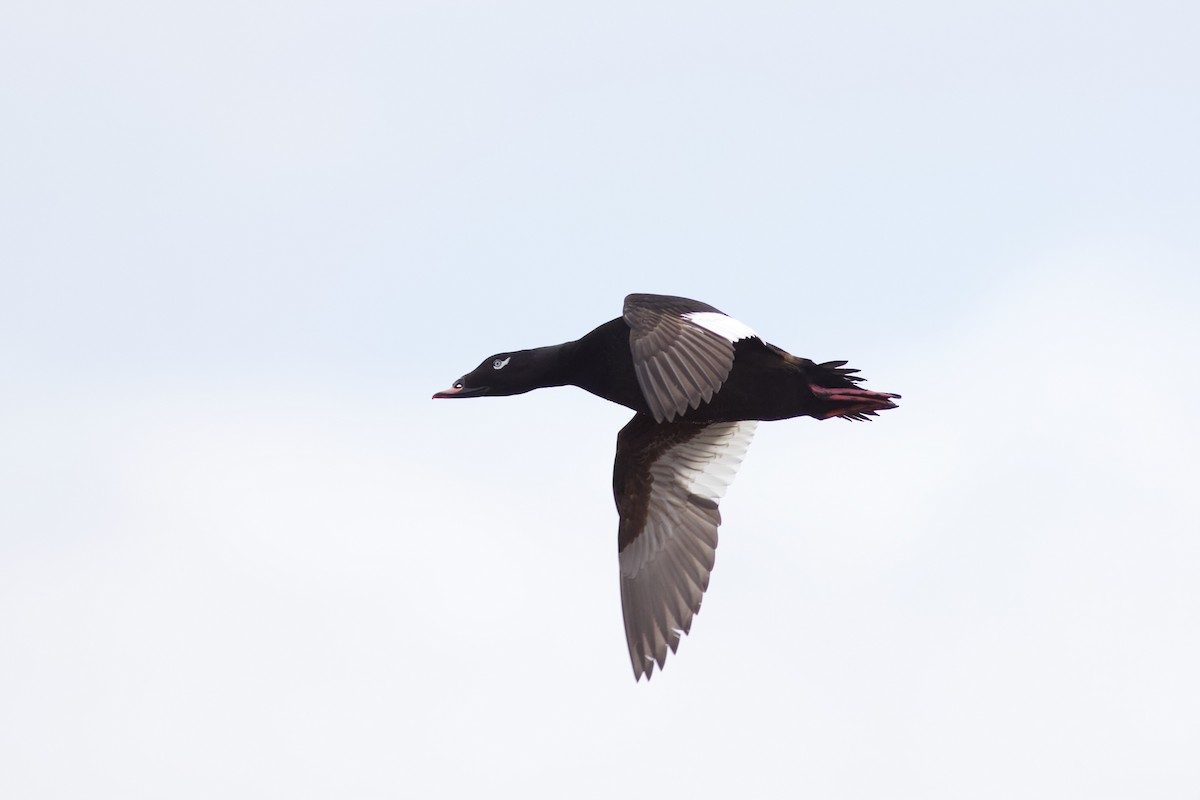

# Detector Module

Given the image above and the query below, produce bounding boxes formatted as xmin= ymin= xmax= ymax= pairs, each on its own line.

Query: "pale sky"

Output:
xmin=2 ymin=1 xmax=1199 ymax=798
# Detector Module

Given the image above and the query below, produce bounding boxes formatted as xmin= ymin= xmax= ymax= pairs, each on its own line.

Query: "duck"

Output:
xmin=433 ymin=293 xmax=899 ymax=680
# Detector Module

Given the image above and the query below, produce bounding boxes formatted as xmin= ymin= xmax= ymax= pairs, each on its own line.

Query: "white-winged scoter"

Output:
xmin=434 ymin=293 xmax=899 ymax=680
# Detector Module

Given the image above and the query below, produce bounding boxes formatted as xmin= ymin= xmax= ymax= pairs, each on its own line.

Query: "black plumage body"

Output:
xmin=434 ymin=294 xmax=899 ymax=680
xmin=459 ymin=315 xmax=880 ymax=423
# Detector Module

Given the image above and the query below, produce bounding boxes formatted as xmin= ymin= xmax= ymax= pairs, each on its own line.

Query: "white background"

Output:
xmin=3 ymin=1 xmax=1198 ymax=797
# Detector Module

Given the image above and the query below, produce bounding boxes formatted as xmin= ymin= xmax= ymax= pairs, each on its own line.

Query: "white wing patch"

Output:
xmin=621 ymin=420 xmax=758 ymax=579
xmin=671 ymin=420 xmax=757 ymax=506
xmin=616 ymin=419 xmax=757 ymax=680
xmin=683 ymin=311 xmax=757 ymax=343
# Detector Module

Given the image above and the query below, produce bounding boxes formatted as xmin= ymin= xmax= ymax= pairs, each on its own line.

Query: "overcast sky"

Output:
xmin=2 ymin=1 xmax=1199 ymax=797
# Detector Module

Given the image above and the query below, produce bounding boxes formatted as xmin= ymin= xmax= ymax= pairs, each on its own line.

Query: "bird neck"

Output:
xmin=522 ymin=340 xmax=584 ymax=389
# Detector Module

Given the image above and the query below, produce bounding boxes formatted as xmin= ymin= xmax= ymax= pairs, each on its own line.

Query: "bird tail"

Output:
xmin=807 ymin=360 xmax=900 ymax=421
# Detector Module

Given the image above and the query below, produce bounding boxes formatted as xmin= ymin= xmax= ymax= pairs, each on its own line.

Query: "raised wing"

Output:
xmin=613 ymin=413 xmax=757 ymax=680
xmin=623 ymin=293 xmax=758 ymax=423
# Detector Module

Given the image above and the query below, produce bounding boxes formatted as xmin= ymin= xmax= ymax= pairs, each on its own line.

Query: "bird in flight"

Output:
xmin=434 ymin=293 xmax=899 ymax=680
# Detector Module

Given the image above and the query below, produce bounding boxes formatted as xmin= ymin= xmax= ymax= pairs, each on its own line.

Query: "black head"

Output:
xmin=432 ymin=349 xmax=550 ymax=399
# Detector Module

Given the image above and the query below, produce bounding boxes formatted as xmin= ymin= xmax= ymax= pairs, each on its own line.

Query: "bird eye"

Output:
xmin=493 ymin=356 xmax=511 ymax=370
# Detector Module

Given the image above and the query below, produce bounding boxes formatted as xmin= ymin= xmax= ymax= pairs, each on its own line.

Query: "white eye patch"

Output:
xmin=493 ymin=357 xmax=511 ymax=370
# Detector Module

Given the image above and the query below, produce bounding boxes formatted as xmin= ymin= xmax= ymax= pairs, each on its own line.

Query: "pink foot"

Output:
xmin=810 ymin=385 xmax=901 ymax=419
